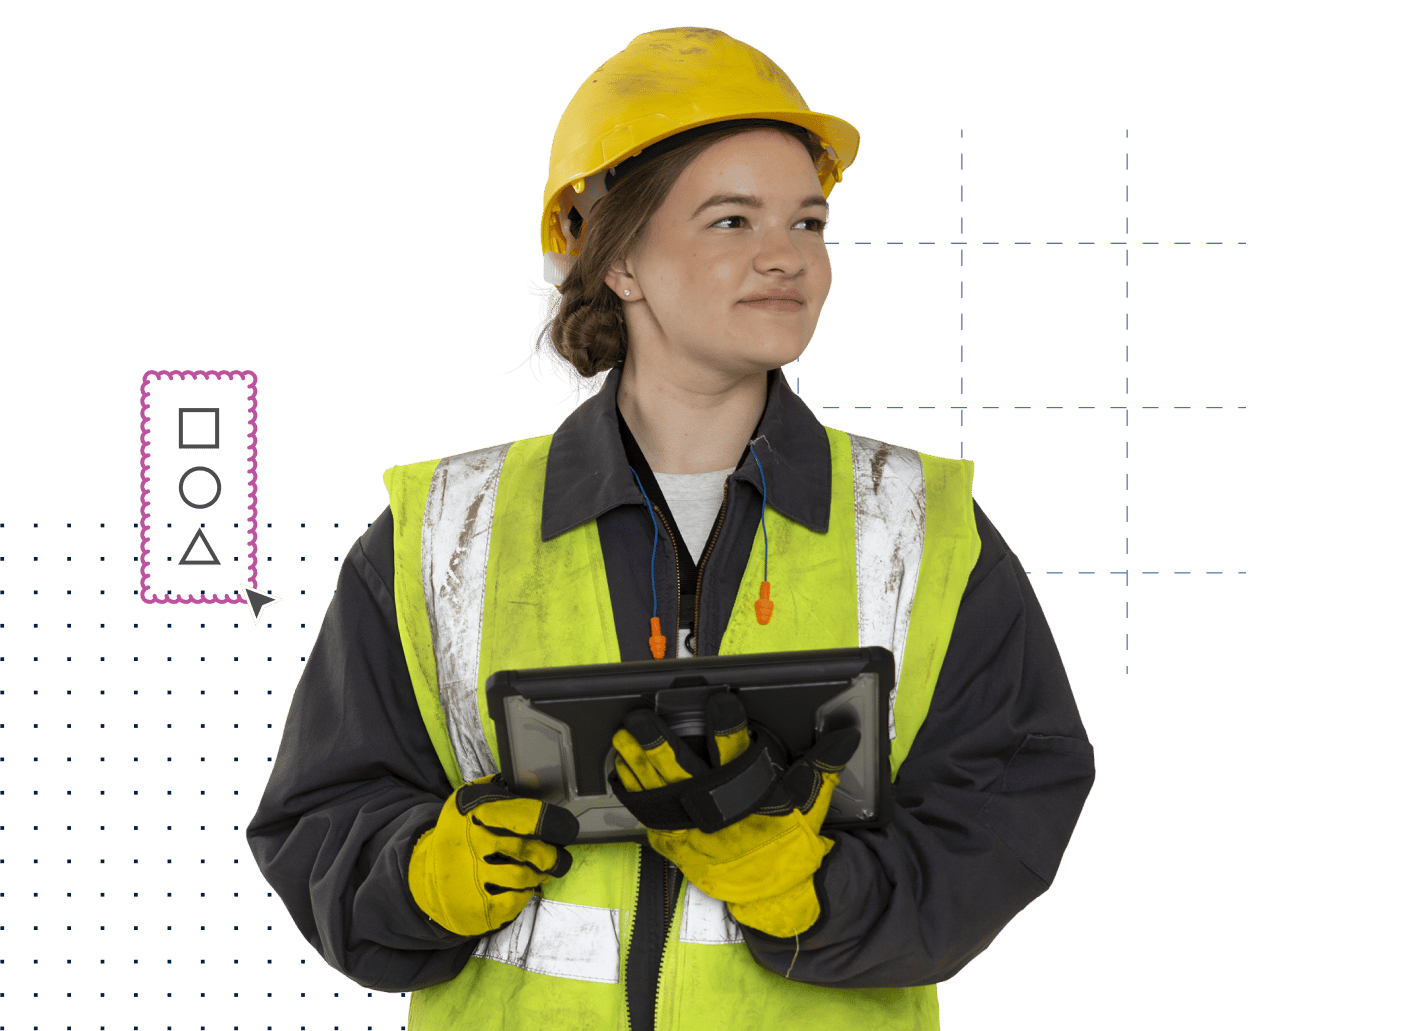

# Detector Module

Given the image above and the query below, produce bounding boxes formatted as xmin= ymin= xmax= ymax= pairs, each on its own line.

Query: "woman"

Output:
xmin=248 ymin=27 xmax=1095 ymax=1031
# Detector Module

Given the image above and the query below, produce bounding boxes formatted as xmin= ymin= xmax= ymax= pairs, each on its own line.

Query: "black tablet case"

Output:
xmin=485 ymin=646 xmax=895 ymax=843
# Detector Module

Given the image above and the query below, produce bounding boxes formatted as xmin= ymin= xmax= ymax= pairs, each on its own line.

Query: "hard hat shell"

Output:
xmin=541 ymin=27 xmax=860 ymax=265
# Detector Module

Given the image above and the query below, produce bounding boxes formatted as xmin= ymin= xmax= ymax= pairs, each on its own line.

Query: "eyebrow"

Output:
xmin=690 ymin=193 xmax=830 ymax=219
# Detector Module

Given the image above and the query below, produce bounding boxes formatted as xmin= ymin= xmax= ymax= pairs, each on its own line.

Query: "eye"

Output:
xmin=794 ymin=217 xmax=828 ymax=233
xmin=710 ymin=214 xmax=749 ymax=229
xmin=712 ymin=214 xmax=819 ymax=231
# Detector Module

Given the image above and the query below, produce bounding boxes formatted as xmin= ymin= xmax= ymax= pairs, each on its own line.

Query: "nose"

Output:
xmin=752 ymin=224 xmax=819 ymax=272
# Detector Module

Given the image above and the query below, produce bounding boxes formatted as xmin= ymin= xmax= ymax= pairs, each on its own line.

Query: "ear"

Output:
xmin=608 ymin=263 xmax=642 ymax=300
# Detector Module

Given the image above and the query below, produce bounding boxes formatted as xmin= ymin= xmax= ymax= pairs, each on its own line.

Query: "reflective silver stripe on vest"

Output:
xmin=421 ymin=442 xmax=514 ymax=783
xmin=849 ymin=434 xmax=927 ymax=741
xmin=473 ymin=895 xmax=622 ymax=983
xmin=679 ymin=881 xmax=745 ymax=945
xmin=424 ymin=447 xmax=627 ymax=985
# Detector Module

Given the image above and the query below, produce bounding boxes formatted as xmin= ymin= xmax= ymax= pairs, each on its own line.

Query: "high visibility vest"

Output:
xmin=383 ymin=426 xmax=980 ymax=1031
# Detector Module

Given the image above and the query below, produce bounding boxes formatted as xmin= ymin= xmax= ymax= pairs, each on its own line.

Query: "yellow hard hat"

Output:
xmin=542 ymin=27 xmax=860 ymax=285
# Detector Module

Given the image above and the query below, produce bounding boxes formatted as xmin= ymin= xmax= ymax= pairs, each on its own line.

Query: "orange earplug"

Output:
xmin=754 ymin=581 xmax=774 ymax=625
xmin=648 ymin=616 xmax=667 ymax=659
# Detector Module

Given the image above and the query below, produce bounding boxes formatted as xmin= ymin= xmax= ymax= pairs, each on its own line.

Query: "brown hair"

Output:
xmin=539 ymin=121 xmax=826 ymax=378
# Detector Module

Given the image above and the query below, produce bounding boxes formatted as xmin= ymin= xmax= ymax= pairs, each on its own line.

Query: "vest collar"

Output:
xmin=541 ymin=364 xmax=832 ymax=542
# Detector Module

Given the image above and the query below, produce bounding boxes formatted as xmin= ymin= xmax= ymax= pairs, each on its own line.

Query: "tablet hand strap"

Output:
xmin=608 ymin=736 xmax=781 ymax=833
xmin=611 ymin=693 xmax=860 ymax=938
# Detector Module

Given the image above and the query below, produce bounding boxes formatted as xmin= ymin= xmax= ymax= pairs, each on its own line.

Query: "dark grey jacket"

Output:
xmin=247 ymin=366 xmax=1095 ymax=1028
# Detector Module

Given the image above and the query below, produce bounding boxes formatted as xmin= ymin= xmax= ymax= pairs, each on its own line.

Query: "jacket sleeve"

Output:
xmin=739 ymin=500 xmax=1096 ymax=986
xmin=246 ymin=506 xmax=483 ymax=992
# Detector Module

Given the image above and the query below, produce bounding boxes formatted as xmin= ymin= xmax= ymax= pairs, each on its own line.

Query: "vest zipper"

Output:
xmin=656 ymin=858 xmax=679 ymax=1025
xmin=661 ymin=857 xmax=673 ymax=919
xmin=625 ymin=846 xmax=649 ymax=1031
xmin=627 ymin=847 xmax=682 ymax=1031
xmin=635 ymin=475 xmax=724 ymax=1020
xmin=635 ymin=497 xmax=705 ymax=1026
xmin=690 ymin=481 xmax=730 ymax=655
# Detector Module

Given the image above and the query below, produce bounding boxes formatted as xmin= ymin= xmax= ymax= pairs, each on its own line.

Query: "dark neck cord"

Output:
xmin=748 ymin=442 xmax=774 ymax=625
xmin=629 ymin=467 xmax=667 ymax=658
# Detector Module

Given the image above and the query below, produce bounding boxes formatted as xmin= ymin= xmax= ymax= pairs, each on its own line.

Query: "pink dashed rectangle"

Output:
xmin=138 ymin=370 xmax=259 ymax=605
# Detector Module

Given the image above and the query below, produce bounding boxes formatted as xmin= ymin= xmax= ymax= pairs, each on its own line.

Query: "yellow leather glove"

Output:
xmin=407 ymin=773 xmax=579 ymax=937
xmin=610 ymin=693 xmax=859 ymax=938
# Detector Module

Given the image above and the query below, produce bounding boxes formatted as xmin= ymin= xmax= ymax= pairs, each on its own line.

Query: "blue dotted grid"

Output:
xmin=819 ymin=129 xmax=1248 ymax=676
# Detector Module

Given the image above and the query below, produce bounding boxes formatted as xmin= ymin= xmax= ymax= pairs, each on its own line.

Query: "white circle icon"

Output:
xmin=178 ymin=466 xmax=223 ymax=509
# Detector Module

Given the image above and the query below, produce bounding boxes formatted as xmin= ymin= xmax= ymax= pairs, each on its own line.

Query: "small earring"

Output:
xmin=623 ymin=290 xmax=630 ymax=297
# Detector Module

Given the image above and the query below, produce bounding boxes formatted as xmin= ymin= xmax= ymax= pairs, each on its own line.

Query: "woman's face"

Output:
xmin=609 ymin=130 xmax=832 ymax=380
